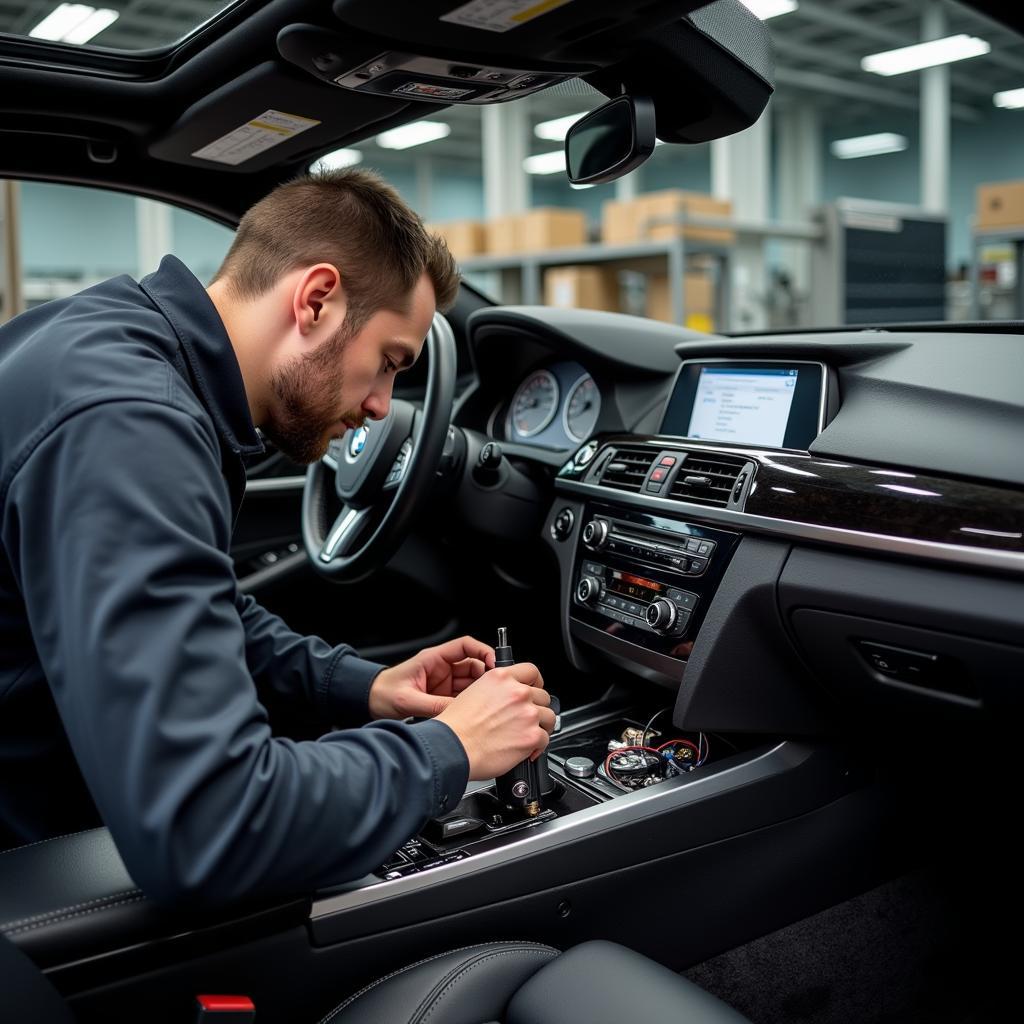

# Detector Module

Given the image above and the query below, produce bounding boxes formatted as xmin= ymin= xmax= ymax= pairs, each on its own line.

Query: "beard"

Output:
xmin=263 ymin=321 xmax=364 ymax=465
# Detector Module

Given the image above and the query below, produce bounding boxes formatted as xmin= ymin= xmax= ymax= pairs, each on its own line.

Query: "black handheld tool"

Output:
xmin=491 ymin=626 xmax=557 ymax=811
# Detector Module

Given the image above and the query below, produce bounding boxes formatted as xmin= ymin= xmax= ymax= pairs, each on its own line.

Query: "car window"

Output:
xmin=1 ymin=182 xmax=233 ymax=318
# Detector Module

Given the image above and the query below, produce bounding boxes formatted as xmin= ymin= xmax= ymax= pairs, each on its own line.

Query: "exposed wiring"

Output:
xmin=641 ymin=707 xmax=671 ymax=748
xmin=603 ymin=744 xmax=662 ymax=786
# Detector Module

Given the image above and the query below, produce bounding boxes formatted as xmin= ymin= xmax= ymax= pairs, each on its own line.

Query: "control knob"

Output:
xmin=576 ymin=576 xmax=602 ymax=604
xmin=582 ymin=518 xmax=609 ymax=550
xmin=645 ymin=599 xmax=678 ymax=633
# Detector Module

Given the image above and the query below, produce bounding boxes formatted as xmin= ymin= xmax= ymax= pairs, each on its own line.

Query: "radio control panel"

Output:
xmin=569 ymin=505 xmax=740 ymax=662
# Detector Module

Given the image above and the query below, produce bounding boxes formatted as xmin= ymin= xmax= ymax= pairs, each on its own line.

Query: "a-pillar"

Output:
xmin=135 ymin=197 xmax=173 ymax=278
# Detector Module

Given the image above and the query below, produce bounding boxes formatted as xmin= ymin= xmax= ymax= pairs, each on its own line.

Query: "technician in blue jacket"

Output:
xmin=0 ymin=168 xmax=553 ymax=906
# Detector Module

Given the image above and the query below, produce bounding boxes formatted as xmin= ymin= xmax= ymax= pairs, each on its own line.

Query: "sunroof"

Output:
xmin=1 ymin=0 xmax=237 ymax=52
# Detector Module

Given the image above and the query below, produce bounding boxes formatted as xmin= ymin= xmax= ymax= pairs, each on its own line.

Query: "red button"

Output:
xmin=196 ymin=996 xmax=255 ymax=1012
xmin=650 ymin=468 xmax=666 ymax=482
xmin=660 ymin=456 xmax=677 ymax=467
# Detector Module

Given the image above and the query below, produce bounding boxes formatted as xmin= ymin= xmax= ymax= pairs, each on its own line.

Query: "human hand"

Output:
xmin=435 ymin=663 xmax=555 ymax=780
xmin=368 ymin=635 xmax=495 ymax=720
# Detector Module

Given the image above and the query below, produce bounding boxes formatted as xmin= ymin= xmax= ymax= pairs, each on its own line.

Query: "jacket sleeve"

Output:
xmin=3 ymin=396 xmax=468 ymax=908
xmin=234 ymin=591 xmax=386 ymax=726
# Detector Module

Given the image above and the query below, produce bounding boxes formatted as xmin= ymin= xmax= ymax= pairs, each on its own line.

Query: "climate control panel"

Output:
xmin=569 ymin=504 xmax=740 ymax=662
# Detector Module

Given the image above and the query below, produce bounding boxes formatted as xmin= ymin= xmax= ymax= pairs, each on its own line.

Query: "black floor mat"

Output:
xmin=683 ymin=868 xmax=1014 ymax=1024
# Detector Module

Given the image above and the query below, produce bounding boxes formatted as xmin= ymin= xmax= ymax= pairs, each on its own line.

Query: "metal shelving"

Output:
xmin=970 ymin=225 xmax=1024 ymax=320
xmin=459 ymin=216 xmax=822 ymax=328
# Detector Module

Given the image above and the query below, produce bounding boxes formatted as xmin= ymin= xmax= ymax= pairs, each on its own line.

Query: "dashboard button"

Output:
xmin=688 ymin=557 xmax=708 ymax=574
xmin=659 ymin=456 xmax=677 ymax=467
xmin=697 ymin=541 xmax=714 ymax=556
xmin=685 ymin=538 xmax=700 ymax=553
xmin=667 ymin=589 xmax=698 ymax=610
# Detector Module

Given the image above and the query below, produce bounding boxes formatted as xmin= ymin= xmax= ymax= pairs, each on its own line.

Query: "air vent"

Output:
xmin=599 ymin=448 xmax=656 ymax=492
xmin=669 ymin=453 xmax=746 ymax=507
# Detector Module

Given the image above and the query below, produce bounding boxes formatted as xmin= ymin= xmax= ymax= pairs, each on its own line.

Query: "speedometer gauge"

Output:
xmin=564 ymin=374 xmax=600 ymax=442
xmin=508 ymin=369 xmax=559 ymax=438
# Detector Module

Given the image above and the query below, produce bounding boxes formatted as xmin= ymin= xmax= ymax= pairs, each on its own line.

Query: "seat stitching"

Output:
xmin=3 ymin=895 xmax=147 ymax=936
xmin=0 ymin=828 xmax=104 ymax=857
xmin=0 ymin=889 xmax=143 ymax=931
xmin=317 ymin=941 xmax=558 ymax=1024
xmin=415 ymin=948 xmax=559 ymax=1024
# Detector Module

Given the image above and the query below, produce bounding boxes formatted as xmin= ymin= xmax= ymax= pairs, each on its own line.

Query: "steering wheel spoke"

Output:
xmin=319 ymin=505 xmax=371 ymax=563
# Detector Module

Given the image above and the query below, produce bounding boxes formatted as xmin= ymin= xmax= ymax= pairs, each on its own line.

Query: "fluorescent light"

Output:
xmin=62 ymin=7 xmax=118 ymax=44
xmin=311 ymin=148 xmax=362 ymax=172
xmin=739 ymin=0 xmax=798 ymax=19
xmin=862 ymin=34 xmax=990 ymax=76
xmin=535 ymin=112 xmax=590 ymax=142
xmin=523 ymin=151 xmax=566 ymax=175
xmin=29 ymin=4 xmax=118 ymax=44
xmin=375 ymin=122 xmax=451 ymax=150
xmin=830 ymin=132 xmax=908 ymax=159
xmin=994 ymin=87 xmax=1024 ymax=109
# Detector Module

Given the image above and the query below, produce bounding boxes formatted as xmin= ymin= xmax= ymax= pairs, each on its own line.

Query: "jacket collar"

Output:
xmin=140 ymin=255 xmax=264 ymax=458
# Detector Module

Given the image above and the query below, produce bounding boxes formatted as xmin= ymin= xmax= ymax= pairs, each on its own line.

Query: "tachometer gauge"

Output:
xmin=564 ymin=374 xmax=600 ymax=442
xmin=508 ymin=369 xmax=559 ymax=438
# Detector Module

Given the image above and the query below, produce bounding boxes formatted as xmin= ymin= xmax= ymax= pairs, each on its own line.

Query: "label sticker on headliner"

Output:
xmin=191 ymin=110 xmax=321 ymax=166
xmin=440 ymin=0 xmax=573 ymax=34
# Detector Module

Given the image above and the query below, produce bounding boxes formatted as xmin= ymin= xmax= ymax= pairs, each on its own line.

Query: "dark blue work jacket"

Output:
xmin=0 ymin=256 xmax=467 ymax=906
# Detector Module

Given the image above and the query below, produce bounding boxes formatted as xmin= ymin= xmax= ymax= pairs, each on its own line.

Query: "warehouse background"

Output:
xmin=3 ymin=0 xmax=1024 ymax=330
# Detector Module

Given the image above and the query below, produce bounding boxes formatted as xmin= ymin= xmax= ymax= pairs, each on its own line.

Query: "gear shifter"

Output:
xmin=493 ymin=627 xmax=558 ymax=816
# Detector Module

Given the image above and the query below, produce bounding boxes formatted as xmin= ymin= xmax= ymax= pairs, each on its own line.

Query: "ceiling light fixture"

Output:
xmin=739 ymin=0 xmax=798 ymax=19
xmin=830 ymin=132 xmax=908 ymax=159
xmin=375 ymin=122 xmax=451 ymax=150
xmin=523 ymin=151 xmax=567 ymax=175
xmin=311 ymin=148 xmax=363 ymax=172
xmin=994 ymin=87 xmax=1024 ymax=109
xmin=534 ymin=112 xmax=590 ymax=142
xmin=862 ymin=34 xmax=990 ymax=76
xmin=29 ymin=4 xmax=119 ymax=45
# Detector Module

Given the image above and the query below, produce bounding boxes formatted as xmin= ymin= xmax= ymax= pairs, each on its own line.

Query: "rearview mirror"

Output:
xmin=564 ymin=95 xmax=656 ymax=186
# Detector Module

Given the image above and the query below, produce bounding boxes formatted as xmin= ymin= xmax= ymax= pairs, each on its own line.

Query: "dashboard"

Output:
xmin=459 ymin=305 xmax=1024 ymax=734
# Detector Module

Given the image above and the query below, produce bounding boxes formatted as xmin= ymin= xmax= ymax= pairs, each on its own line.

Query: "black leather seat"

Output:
xmin=321 ymin=939 xmax=751 ymax=1024
xmin=0 ymin=932 xmax=750 ymax=1024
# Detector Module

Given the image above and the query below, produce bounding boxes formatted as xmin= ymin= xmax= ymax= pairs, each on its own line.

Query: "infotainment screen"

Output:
xmin=660 ymin=361 xmax=825 ymax=450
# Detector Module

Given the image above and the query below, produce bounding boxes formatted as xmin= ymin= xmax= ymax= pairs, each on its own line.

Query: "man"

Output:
xmin=0 ymin=168 xmax=554 ymax=906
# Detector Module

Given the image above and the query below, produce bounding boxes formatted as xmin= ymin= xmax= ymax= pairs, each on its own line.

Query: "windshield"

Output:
xmin=317 ymin=0 xmax=1024 ymax=332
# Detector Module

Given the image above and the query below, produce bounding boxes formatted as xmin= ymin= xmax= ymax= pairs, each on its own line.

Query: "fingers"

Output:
xmin=504 ymin=661 xmax=545 ymax=690
xmin=537 ymin=706 xmax=557 ymax=734
xmin=399 ymin=691 xmax=455 ymax=719
xmin=432 ymin=635 xmax=496 ymax=670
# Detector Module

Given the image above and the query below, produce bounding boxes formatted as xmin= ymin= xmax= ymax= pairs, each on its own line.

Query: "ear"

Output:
xmin=292 ymin=264 xmax=345 ymax=336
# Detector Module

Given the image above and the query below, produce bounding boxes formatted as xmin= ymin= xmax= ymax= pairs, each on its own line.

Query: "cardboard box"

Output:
xmin=485 ymin=214 xmax=523 ymax=254
xmin=544 ymin=266 xmax=620 ymax=312
xmin=520 ymin=208 xmax=588 ymax=251
xmin=646 ymin=271 xmax=716 ymax=330
xmin=426 ymin=220 xmax=485 ymax=262
xmin=603 ymin=190 xmax=735 ymax=245
xmin=976 ymin=180 xmax=1024 ymax=229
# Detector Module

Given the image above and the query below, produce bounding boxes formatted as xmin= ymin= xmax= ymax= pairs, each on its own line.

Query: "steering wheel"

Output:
xmin=302 ymin=312 xmax=457 ymax=581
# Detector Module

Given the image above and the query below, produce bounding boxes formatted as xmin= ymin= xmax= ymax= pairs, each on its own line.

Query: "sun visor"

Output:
xmin=148 ymin=62 xmax=412 ymax=173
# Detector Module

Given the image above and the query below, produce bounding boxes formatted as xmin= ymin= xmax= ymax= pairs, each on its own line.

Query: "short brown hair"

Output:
xmin=213 ymin=168 xmax=460 ymax=328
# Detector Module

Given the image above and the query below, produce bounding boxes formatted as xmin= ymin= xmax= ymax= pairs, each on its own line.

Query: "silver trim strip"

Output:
xmin=245 ymin=476 xmax=307 ymax=493
xmin=557 ymin=478 xmax=1024 ymax=575
xmin=310 ymin=739 xmax=796 ymax=921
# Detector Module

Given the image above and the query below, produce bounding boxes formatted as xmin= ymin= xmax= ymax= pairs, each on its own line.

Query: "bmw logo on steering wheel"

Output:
xmin=349 ymin=425 xmax=369 ymax=458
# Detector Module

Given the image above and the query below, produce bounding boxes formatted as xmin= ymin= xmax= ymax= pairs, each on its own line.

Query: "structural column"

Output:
xmin=482 ymin=101 xmax=529 ymax=217
xmin=711 ymin=104 xmax=772 ymax=330
xmin=1 ymin=180 xmax=24 ymax=322
xmin=135 ymin=197 xmax=173 ymax=279
xmin=776 ymin=103 xmax=822 ymax=315
xmin=920 ymin=1 xmax=950 ymax=214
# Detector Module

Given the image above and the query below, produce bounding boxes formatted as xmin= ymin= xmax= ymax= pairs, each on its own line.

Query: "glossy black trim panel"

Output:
xmin=556 ymin=434 xmax=1024 ymax=575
